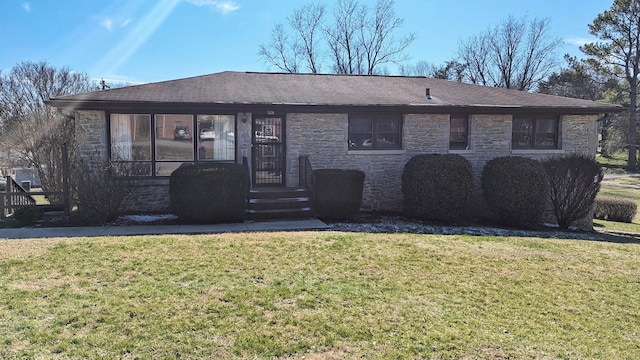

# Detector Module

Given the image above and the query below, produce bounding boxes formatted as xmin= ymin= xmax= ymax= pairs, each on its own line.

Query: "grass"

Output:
xmin=595 ymin=152 xmax=640 ymax=232
xmin=2 ymin=232 xmax=640 ymax=359
xmin=595 ymin=171 xmax=640 ymax=232
xmin=597 ymin=152 xmax=628 ymax=174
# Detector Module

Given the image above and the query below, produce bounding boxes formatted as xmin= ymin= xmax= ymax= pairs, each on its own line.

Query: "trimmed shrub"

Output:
xmin=314 ymin=169 xmax=365 ymax=220
xmin=543 ymin=154 xmax=603 ymax=229
xmin=594 ymin=198 xmax=637 ymax=223
xmin=169 ymin=163 xmax=248 ymax=224
xmin=482 ymin=156 xmax=549 ymax=227
xmin=401 ymin=154 xmax=473 ymax=221
xmin=12 ymin=206 xmax=42 ymax=226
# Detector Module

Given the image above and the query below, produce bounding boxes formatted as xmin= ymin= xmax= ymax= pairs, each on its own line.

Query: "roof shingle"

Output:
xmin=48 ymin=71 xmax=622 ymax=113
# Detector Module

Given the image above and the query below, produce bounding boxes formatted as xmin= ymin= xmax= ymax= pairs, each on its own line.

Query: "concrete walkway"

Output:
xmin=0 ymin=219 xmax=330 ymax=240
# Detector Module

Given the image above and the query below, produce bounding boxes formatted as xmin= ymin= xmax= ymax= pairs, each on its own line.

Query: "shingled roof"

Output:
xmin=48 ymin=71 xmax=622 ymax=114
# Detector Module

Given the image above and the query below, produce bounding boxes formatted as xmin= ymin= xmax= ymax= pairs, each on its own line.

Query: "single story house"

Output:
xmin=47 ymin=71 xmax=622 ymax=218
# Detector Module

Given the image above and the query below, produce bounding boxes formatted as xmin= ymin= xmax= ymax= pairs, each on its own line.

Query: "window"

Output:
xmin=109 ymin=113 xmax=236 ymax=176
xmin=348 ymin=114 xmax=402 ymax=150
xmin=197 ymin=115 xmax=235 ymax=161
xmin=512 ymin=115 xmax=559 ymax=149
xmin=450 ymin=114 xmax=469 ymax=150
xmin=110 ymin=114 xmax=152 ymax=175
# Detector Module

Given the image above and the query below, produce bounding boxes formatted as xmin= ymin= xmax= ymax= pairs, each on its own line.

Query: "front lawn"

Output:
xmin=595 ymin=174 xmax=640 ymax=232
xmin=2 ymin=232 xmax=639 ymax=359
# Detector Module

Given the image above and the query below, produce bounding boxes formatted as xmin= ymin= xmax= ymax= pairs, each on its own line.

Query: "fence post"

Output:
xmin=62 ymin=144 xmax=71 ymax=216
xmin=1 ymin=175 xmax=8 ymax=218
xmin=6 ymin=175 xmax=12 ymax=218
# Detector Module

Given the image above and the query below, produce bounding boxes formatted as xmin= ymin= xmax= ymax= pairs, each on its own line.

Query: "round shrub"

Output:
xmin=314 ymin=169 xmax=365 ymax=220
xmin=401 ymin=154 xmax=474 ymax=221
xmin=169 ymin=163 xmax=248 ymax=224
xmin=481 ymin=156 xmax=549 ymax=227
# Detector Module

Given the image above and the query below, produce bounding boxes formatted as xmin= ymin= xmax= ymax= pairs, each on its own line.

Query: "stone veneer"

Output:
xmin=287 ymin=112 xmax=598 ymax=214
xmin=75 ymin=110 xmax=599 ymax=219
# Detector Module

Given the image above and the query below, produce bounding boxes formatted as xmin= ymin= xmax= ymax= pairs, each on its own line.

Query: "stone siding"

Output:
xmin=287 ymin=113 xmax=450 ymax=211
xmin=287 ymin=113 xmax=599 ymax=217
xmin=74 ymin=110 xmax=599 ymax=218
xmin=76 ymin=110 xmax=108 ymax=159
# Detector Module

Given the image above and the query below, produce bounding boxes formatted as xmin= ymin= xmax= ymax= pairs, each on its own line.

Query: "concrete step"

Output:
xmin=246 ymin=187 xmax=315 ymax=221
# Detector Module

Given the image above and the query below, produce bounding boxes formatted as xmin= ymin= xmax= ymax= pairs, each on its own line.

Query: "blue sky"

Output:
xmin=0 ymin=0 xmax=615 ymax=85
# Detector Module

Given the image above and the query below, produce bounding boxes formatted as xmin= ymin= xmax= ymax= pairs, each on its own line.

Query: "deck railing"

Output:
xmin=0 ymin=176 xmax=73 ymax=219
xmin=1 ymin=176 xmax=37 ymax=218
xmin=1 ymin=146 xmax=71 ymax=218
xmin=299 ymin=155 xmax=315 ymax=191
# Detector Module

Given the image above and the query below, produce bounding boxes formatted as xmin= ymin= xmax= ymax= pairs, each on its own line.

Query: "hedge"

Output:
xmin=169 ymin=163 xmax=248 ymax=223
xmin=401 ymin=154 xmax=473 ymax=221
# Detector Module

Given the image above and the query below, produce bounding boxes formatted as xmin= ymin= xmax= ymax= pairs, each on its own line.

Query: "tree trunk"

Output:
xmin=601 ymin=124 xmax=609 ymax=158
xmin=628 ymin=83 xmax=638 ymax=172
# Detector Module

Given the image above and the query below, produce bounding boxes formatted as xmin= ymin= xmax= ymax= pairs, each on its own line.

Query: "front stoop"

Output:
xmin=246 ymin=187 xmax=315 ymax=221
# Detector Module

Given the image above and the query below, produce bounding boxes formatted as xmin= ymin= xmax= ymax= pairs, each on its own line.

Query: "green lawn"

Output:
xmin=2 ymin=232 xmax=640 ymax=359
xmin=595 ymin=173 xmax=640 ymax=232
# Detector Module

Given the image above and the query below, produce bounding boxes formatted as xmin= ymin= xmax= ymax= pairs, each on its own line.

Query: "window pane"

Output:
xmin=535 ymin=118 xmax=557 ymax=148
xmin=197 ymin=115 xmax=235 ymax=161
xmin=155 ymin=114 xmax=194 ymax=161
xmin=349 ymin=115 xmax=373 ymax=148
xmin=512 ymin=117 xmax=533 ymax=148
xmin=110 ymin=114 xmax=151 ymax=160
xmin=376 ymin=115 xmax=401 ymax=149
xmin=450 ymin=115 xmax=468 ymax=150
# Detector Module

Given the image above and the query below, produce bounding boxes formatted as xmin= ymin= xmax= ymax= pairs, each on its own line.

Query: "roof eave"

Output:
xmin=45 ymin=99 xmax=624 ymax=115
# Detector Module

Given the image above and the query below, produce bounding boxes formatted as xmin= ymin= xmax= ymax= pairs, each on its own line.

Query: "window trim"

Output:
xmin=347 ymin=113 xmax=403 ymax=150
xmin=512 ymin=114 xmax=560 ymax=150
xmin=107 ymin=111 xmax=237 ymax=177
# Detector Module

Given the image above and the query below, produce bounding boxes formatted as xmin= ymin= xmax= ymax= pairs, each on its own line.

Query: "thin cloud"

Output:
xmin=121 ymin=19 xmax=132 ymax=28
xmin=102 ymin=17 xmax=113 ymax=32
xmin=22 ymin=2 xmax=31 ymax=12
xmin=564 ymin=37 xmax=595 ymax=46
xmin=185 ymin=0 xmax=240 ymax=15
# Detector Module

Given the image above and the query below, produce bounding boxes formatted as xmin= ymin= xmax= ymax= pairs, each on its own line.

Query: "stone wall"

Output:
xmin=76 ymin=110 xmax=108 ymax=159
xmin=74 ymin=110 xmax=599 ymax=217
xmin=287 ymin=112 xmax=599 ymax=216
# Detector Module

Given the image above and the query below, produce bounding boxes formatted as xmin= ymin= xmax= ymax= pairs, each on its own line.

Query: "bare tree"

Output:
xmin=290 ymin=3 xmax=326 ymax=73
xmin=457 ymin=16 xmax=562 ymax=91
xmin=398 ymin=60 xmax=435 ymax=77
xmin=582 ymin=0 xmax=640 ymax=171
xmin=258 ymin=0 xmax=415 ymax=75
xmin=325 ymin=0 xmax=366 ymax=74
xmin=359 ymin=0 xmax=416 ymax=74
xmin=258 ymin=23 xmax=302 ymax=73
xmin=0 ymin=61 xmax=96 ymax=199
xmin=258 ymin=3 xmax=327 ymax=73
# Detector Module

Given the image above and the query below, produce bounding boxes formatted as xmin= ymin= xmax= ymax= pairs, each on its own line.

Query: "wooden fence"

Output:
xmin=0 ymin=147 xmax=71 ymax=218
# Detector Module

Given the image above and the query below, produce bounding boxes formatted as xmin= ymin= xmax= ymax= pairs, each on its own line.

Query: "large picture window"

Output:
xmin=512 ymin=115 xmax=559 ymax=149
xmin=450 ymin=114 xmax=469 ymax=150
xmin=109 ymin=113 xmax=235 ymax=176
xmin=348 ymin=113 xmax=402 ymax=150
